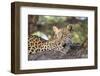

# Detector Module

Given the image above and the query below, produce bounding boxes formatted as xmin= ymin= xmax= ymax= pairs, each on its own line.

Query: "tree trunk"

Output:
xmin=28 ymin=15 xmax=39 ymax=36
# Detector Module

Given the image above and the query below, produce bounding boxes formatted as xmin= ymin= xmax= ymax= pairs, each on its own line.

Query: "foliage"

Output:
xmin=30 ymin=15 xmax=88 ymax=43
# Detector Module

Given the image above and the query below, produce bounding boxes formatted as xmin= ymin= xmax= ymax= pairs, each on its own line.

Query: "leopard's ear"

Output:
xmin=67 ymin=25 xmax=72 ymax=32
xmin=53 ymin=26 xmax=60 ymax=34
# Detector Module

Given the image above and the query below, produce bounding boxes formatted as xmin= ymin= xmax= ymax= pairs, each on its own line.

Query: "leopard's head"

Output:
xmin=53 ymin=25 xmax=72 ymax=40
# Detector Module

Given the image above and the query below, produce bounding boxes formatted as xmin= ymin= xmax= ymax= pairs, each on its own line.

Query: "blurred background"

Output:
xmin=28 ymin=15 xmax=88 ymax=43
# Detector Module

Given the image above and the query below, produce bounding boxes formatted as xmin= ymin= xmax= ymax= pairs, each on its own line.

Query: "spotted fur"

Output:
xmin=28 ymin=25 xmax=72 ymax=55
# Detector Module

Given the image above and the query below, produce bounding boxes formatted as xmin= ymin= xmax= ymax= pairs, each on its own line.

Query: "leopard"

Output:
xmin=28 ymin=25 xmax=73 ymax=55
